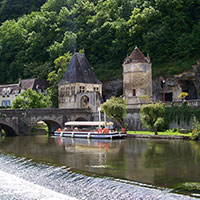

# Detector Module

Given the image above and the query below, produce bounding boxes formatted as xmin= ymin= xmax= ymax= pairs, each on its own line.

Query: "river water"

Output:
xmin=0 ymin=135 xmax=200 ymax=200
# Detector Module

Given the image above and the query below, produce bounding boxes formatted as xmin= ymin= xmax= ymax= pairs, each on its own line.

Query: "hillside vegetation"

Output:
xmin=0 ymin=0 xmax=46 ymax=23
xmin=0 ymin=0 xmax=199 ymax=85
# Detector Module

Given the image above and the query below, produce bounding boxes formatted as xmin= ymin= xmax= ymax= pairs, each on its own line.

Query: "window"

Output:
xmin=66 ymin=87 xmax=70 ymax=95
xmin=79 ymin=86 xmax=85 ymax=93
xmin=71 ymin=86 xmax=75 ymax=95
xmin=94 ymin=87 xmax=99 ymax=91
xmin=133 ymin=89 xmax=136 ymax=96
xmin=37 ymin=89 xmax=42 ymax=94
xmin=60 ymin=88 xmax=65 ymax=97
xmin=2 ymin=100 xmax=11 ymax=107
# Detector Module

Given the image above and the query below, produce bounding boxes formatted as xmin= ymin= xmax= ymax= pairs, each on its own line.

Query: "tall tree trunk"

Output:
xmin=152 ymin=127 xmax=158 ymax=135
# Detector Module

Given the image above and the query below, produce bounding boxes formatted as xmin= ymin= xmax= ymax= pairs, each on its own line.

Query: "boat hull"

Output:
xmin=54 ymin=131 xmax=126 ymax=139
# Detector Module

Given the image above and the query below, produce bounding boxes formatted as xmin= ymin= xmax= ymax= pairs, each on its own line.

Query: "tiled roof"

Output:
xmin=0 ymin=84 xmax=19 ymax=95
xmin=20 ymin=78 xmax=49 ymax=90
xmin=124 ymin=47 xmax=150 ymax=64
xmin=0 ymin=78 xmax=49 ymax=95
xmin=19 ymin=79 xmax=35 ymax=90
xmin=59 ymin=53 xmax=102 ymax=85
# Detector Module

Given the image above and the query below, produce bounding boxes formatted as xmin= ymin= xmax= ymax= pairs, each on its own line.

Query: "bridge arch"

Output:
xmin=75 ymin=117 xmax=88 ymax=121
xmin=0 ymin=123 xmax=17 ymax=136
xmin=31 ymin=119 xmax=61 ymax=134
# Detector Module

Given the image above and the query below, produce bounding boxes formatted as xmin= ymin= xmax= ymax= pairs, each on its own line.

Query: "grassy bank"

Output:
xmin=127 ymin=130 xmax=191 ymax=137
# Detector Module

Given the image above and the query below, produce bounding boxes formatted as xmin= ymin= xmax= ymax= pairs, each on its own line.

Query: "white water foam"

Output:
xmin=0 ymin=170 xmax=77 ymax=200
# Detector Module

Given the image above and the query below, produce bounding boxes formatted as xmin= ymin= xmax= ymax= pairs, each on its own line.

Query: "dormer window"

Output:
xmin=2 ymin=88 xmax=6 ymax=96
xmin=15 ymin=89 xmax=19 ymax=96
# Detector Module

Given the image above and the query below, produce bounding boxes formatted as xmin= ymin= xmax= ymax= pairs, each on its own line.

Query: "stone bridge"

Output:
xmin=0 ymin=108 xmax=97 ymax=136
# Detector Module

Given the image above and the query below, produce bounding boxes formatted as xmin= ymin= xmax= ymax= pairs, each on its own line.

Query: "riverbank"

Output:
xmin=127 ymin=131 xmax=191 ymax=140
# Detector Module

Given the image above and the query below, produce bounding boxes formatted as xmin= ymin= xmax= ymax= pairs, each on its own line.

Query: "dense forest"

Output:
xmin=0 ymin=0 xmax=46 ymax=23
xmin=0 ymin=0 xmax=199 ymax=85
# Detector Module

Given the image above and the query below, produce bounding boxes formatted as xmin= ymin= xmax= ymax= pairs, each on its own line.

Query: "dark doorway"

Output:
xmin=165 ymin=93 xmax=173 ymax=102
xmin=180 ymin=81 xmax=197 ymax=100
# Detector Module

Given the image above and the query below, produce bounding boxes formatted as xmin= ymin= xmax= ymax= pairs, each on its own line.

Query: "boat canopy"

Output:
xmin=64 ymin=121 xmax=113 ymax=126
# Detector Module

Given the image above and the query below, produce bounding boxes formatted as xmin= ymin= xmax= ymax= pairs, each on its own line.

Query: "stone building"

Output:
xmin=0 ymin=78 xmax=49 ymax=107
xmin=153 ymin=60 xmax=200 ymax=102
xmin=123 ymin=47 xmax=153 ymax=108
xmin=58 ymin=53 xmax=103 ymax=112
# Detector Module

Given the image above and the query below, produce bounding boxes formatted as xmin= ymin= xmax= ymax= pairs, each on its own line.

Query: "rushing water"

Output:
xmin=0 ymin=135 xmax=200 ymax=199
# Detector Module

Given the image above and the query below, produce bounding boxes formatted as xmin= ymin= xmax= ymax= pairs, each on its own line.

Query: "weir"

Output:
xmin=0 ymin=137 xmax=198 ymax=200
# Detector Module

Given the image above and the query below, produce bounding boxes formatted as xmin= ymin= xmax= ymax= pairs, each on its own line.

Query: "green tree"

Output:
xmin=12 ymin=88 xmax=52 ymax=109
xmin=101 ymin=96 xmax=127 ymax=128
xmin=47 ymin=52 xmax=72 ymax=107
xmin=0 ymin=0 xmax=200 ymax=86
xmin=140 ymin=103 xmax=165 ymax=135
xmin=0 ymin=19 xmax=27 ymax=83
xmin=191 ymin=117 xmax=200 ymax=140
xmin=79 ymin=0 xmax=130 ymax=81
xmin=128 ymin=0 xmax=200 ymax=76
xmin=0 ymin=6 xmax=77 ymax=84
xmin=0 ymin=0 xmax=45 ymax=23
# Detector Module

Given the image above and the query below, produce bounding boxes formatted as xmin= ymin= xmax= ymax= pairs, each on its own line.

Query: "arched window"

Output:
xmin=80 ymin=95 xmax=90 ymax=108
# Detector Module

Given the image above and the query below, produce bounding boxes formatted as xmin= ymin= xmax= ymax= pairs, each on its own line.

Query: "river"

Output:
xmin=0 ymin=135 xmax=200 ymax=200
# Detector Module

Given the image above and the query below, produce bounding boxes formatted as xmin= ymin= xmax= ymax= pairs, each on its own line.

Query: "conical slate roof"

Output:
xmin=59 ymin=53 xmax=102 ymax=85
xmin=124 ymin=47 xmax=150 ymax=64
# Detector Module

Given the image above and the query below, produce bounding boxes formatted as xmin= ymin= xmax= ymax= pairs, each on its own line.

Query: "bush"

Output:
xmin=191 ymin=117 xmax=200 ymax=140
xmin=140 ymin=103 xmax=165 ymax=135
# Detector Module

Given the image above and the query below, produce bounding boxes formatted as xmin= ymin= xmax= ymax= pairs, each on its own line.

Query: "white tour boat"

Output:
xmin=54 ymin=121 xmax=127 ymax=139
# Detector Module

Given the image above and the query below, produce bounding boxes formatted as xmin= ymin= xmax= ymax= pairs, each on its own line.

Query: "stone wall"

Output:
xmin=125 ymin=109 xmax=147 ymax=131
xmin=123 ymin=63 xmax=152 ymax=103
xmin=59 ymin=83 xmax=102 ymax=111
xmin=169 ymin=119 xmax=193 ymax=130
xmin=165 ymin=99 xmax=200 ymax=107
xmin=126 ymin=105 xmax=198 ymax=131
xmin=153 ymin=61 xmax=200 ymax=102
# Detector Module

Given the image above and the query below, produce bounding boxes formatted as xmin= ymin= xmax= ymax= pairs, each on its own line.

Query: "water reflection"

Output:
xmin=0 ymin=135 xmax=200 ymax=189
xmin=54 ymin=137 xmax=127 ymax=175
xmin=56 ymin=137 xmax=124 ymax=154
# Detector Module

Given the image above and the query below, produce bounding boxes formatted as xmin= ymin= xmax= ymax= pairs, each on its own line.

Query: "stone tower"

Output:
xmin=58 ymin=53 xmax=102 ymax=112
xmin=123 ymin=47 xmax=152 ymax=108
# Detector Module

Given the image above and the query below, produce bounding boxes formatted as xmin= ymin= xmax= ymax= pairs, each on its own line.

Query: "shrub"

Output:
xmin=191 ymin=117 xmax=200 ymax=140
xmin=140 ymin=103 xmax=165 ymax=135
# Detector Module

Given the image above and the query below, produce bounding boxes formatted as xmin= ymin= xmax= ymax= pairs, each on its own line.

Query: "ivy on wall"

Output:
xmin=164 ymin=103 xmax=200 ymax=126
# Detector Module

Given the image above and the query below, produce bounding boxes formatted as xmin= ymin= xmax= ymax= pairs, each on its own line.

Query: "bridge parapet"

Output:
xmin=0 ymin=108 xmax=94 ymax=136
